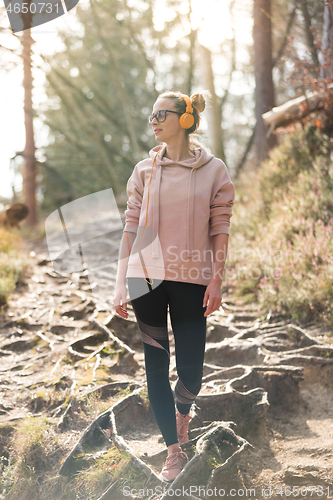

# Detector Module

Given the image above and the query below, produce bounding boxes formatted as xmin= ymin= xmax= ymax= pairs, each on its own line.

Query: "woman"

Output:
xmin=113 ymin=91 xmax=235 ymax=482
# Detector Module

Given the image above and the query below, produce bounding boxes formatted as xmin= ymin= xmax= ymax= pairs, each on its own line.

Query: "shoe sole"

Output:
xmin=158 ymin=473 xmax=174 ymax=483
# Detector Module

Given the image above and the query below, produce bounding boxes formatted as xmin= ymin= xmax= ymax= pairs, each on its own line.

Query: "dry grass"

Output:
xmin=0 ymin=227 xmax=32 ymax=305
xmin=1 ymin=417 xmax=59 ymax=500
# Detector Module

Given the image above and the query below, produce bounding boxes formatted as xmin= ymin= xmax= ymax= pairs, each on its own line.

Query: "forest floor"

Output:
xmin=0 ymin=236 xmax=332 ymax=500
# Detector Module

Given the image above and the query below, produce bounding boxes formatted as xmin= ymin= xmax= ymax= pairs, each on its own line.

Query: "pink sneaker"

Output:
xmin=176 ymin=408 xmax=191 ymax=444
xmin=159 ymin=449 xmax=188 ymax=482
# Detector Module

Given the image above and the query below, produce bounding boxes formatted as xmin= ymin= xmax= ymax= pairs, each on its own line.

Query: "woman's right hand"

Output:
xmin=113 ymin=283 xmax=129 ymax=319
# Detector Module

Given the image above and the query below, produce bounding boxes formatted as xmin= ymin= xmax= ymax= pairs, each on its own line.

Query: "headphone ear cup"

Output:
xmin=180 ymin=112 xmax=194 ymax=129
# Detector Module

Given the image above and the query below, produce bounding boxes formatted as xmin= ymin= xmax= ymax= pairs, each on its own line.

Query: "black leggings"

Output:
xmin=127 ymin=278 xmax=207 ymax=447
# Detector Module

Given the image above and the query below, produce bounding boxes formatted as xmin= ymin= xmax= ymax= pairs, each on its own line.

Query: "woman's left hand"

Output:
xmin=203 ymin=279 xmax=222 ymax=317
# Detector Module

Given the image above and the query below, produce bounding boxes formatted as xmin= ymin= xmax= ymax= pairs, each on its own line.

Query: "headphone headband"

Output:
xmin=181 ymin=94 xmax=193 ymax=114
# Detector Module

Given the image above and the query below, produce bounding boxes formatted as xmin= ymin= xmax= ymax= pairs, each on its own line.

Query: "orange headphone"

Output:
xmin=179 ymin=95 xmax=195 ymax=129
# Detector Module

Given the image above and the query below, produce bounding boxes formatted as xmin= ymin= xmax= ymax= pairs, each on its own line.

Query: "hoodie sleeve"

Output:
xmin=123 ymin=165 xmax=143 ymax=234
xmin=209 ymin=167 xmax=235 ymax=236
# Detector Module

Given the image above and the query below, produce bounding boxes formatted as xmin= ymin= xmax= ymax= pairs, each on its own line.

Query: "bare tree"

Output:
xmin=297 ymin=0 xmax=320 ymax=69
xmin=322 ymin=2 xmax=333 ymax=79
xmin=1 ymin=3 xmax=38 ymax=225
xmin=236 ymin=3 xmax=297 ymax=177
xmin=22 ymin=27 xmax=37 ymax=226
xmin=198 ymin=0 xmax=236 ymax=162
xmin=199 ymin=45 xmax=225 ymax=161
xmin=253 ymin=0 xmax=276 ymax=162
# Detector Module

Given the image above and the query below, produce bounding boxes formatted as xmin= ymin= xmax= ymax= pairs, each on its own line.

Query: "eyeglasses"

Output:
xmin=148 ymin=109 xmax=181 ymax=124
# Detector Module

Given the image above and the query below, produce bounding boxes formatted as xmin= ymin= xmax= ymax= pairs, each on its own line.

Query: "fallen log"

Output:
xmin=262 ymin=83 xmax=333 ymax=132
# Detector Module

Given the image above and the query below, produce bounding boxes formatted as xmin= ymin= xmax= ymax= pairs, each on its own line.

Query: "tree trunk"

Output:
xmin=186 ymin=0 xmax=195 ymax=96
xmin=198 ymin=44 xmax=225 ymax=161
xmin=262 ymin=84 xmax=333 ymax=130
xmin=253 ymin=0 xmax=276 ymax=162
xmin=322 ymin=3 xmax=333 ymax=80
xmin=187 ymin=29 xmax=196 ymax=97
xmin=297 ymin=0 xmax=320 ymax=69
xmin=22 ymin=28 xmax=37 ymax=226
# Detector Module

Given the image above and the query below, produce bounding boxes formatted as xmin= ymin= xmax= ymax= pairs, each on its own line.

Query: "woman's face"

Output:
xmin=150 ymin=97 xmax=184 ymax=144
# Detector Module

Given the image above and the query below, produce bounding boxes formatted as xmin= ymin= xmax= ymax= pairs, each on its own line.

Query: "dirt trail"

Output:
xmin=238 ymin=377 xmax=333 ymax=498
xmin=0 ymin=236 xmax=332 ymax=499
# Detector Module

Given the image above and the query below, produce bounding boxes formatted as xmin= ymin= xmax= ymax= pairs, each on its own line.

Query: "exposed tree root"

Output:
xmin=264 ymin=344 xmax=333 ymax=366
xmin=90 ymin=318 xmax=135 ymax=357
xmin=3 ymin=241 xmax=333 ymax=499
xmin=57 ymin=377 xmax=77 ymax=429
xmin=58 ymin=315 xmax=329 ymax=496
xmin=58 ymin=382 xmax=262 ymax=498
xmin=95 ymin=479 xmax=120 ymax=500
xmin=82 ymin=380 xmax=140 ymax=400
xmin=196 ymin=388 xmax=269 ymax=435
xmin=91 ymin=318 xmax=139 ymax=372
xmin=154 ymin=424 xmax=251 ymax=500
xmin=58 ymin=388 xmax=154 ymax=478
xmin=202 ymin=364 xmax=303 ymax=409
xmin=67 ymin=332 xmax=109 ymax=360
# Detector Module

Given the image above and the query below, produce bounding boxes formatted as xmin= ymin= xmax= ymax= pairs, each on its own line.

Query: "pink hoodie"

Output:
xmin=124 ymin=144 xmax=235 ymax=286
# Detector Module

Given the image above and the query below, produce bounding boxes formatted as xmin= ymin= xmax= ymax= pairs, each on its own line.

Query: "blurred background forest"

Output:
xmin=1 ymin=0 xmax=333 ymax=324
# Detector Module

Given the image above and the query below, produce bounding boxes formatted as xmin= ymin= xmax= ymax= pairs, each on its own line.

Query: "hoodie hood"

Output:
xmin=148 ymin=144 xmax=214 ymax=259
xmin=149 ymin=143 xmax=214 ymax=169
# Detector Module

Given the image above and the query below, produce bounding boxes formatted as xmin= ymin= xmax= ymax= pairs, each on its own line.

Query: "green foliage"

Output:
xmin=259 ymin=126 xmax=333 ymax=221
xmin=40 ymin=0 xmax=193 ymax=213
xmin=230 ymin=125 xmax=333 ymax=326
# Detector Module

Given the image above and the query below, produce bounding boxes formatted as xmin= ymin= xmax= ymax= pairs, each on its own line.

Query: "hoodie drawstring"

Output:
xmin=152 ymin=164 xmax=162 ymax=258
xmin=138 ymin=148 xmax=161 ymax=285
xmin=187 ymin=168 xmax=196 ymax=258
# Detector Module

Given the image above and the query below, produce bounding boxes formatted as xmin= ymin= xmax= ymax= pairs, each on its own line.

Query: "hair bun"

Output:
xmin=190 ymin=92 xmax=206 ymax=113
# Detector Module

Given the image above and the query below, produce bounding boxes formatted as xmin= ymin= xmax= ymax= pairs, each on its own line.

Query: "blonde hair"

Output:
xmin=157 ymin=90 xmax=208 ymax=149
